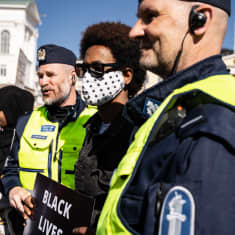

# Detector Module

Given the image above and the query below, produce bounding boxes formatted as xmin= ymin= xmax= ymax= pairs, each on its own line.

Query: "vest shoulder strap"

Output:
xmin=76 ymin=105 xmax=97 ymax=126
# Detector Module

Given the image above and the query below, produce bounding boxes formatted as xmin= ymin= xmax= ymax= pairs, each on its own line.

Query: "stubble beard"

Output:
xmin=139 ymin=47 xmax=171 ymax=79
xmin=43 ymin=80 xmax=71 ymax=106
xmin=139 ymin=49 xmax=158 ymax=71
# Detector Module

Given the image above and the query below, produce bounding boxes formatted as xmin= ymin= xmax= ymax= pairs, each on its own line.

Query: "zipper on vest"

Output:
xmin=54 ymin=150 xmax=57 ymax=161
xmin=58 ymin=149 xmax=62 ymax=184
xmin=48 ymin=140 xmax=53 ymax=178
xmin=54 ymin=130 xmax=61 ymax=161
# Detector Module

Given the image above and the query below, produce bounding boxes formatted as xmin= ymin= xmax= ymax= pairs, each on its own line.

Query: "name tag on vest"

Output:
xmin=31 ymin=135 xmax=47 ymax=140
xmin=41 ymin=125 xmax=56 ymax=132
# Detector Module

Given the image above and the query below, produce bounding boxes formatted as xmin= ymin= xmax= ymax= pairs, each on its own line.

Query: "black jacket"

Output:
xmin=74 ymin=111 xmax=134 ymax=233
xmin=0 ymin=86 xmax=34 ymax=174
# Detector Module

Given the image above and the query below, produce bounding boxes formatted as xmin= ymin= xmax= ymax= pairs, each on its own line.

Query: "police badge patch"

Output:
xmin=38 ymin=48 xmax=46 ymax=61
xmin=143 ymin=97 xmax=161 ymax=117
xmin=158 ymin=186 xmax=195 ymax=235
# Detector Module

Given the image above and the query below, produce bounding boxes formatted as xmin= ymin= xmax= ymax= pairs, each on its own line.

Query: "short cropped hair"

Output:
xmin=79 ymin=21 xmax=146 ymax=97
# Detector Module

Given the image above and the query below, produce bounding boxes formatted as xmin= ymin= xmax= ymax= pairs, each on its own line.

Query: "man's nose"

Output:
xmin=39 ymin=75 xmax=49 ymax=87
xmin=129 ymin=19 xmax=145 ymax=39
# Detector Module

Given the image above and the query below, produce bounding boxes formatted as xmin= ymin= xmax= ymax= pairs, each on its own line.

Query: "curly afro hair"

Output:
xmin=79 ymin=21 xmax=146 ymax=97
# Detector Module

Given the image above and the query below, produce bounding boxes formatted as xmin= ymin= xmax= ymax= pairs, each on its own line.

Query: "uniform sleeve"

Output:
xmin=170 ymin=104 xmax=235 ymax=234
xmin=1 ymin=114 xmax=31 ymax=196
xmin=1 ymin=133 xmax=21 ymax=196
xmin=171 ymin=133 xmax=235 ymax=234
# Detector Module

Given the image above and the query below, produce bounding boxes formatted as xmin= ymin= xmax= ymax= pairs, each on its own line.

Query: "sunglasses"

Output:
xmin=75 ymin=62 xmax=120 ymax=78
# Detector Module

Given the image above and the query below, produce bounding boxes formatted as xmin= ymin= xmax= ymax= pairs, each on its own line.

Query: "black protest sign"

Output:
xmin=23 ymin=174 xmax=95 ymax=235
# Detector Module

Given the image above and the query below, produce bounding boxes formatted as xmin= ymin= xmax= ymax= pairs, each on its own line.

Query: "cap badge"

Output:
xmin=38 ymin=48 xmax=46 ymax=61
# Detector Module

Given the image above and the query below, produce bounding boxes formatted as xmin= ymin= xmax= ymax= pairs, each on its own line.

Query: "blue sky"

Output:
xmin=36 ymin=0 xmax=235 ymax=57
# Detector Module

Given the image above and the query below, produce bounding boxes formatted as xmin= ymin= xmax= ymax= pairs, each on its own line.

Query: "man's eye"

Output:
xmin=46 ymin=72 xmax=54 ymax=77
xmin=145 ymin=15 xmax=155 ymax=23
xmin=142 ymin=11 xmax=158 ymax=24
xmin=37 ymin=74 xmax=43 ymax=79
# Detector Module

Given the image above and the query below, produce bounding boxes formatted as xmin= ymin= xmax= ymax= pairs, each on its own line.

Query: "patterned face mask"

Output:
xmin=80 ymin=70 xmax=125 ymax=106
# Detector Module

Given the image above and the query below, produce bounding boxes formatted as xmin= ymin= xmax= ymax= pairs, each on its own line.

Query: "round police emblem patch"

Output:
xmin=158 ymin=186 xmax=195 ymax=235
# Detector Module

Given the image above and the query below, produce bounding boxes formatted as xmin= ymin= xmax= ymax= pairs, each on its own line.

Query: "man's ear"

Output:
xmin=122 ymin=67 xmax=133 ymax=85
xmin=191 ymin=6 xmax=212 ymax=36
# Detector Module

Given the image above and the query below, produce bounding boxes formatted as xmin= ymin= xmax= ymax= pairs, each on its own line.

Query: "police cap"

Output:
xmin=187 ymin=0 xmax=231 ymax=15
xmin=138 ymin=0 xmax=231 ymax=15
xmin=37 ymin=44 xmax=77 ymax=67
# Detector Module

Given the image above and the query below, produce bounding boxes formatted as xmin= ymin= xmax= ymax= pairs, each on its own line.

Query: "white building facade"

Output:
xmin=0 ymin=0 xmax=42 ymax=105
xmin=223 ymin=53 xmax=235 ymax=76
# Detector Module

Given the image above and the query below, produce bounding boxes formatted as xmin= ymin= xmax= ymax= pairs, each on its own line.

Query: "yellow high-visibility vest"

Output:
xmin=18 ymin=105 xmax=96 ymax=190
xmin=97 ymin=75 xmax=235 ymax=234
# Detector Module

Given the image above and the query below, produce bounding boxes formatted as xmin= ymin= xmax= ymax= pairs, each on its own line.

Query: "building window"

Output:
xmin=25 ymin=27 xmax=32 ymax=41
xmin=16 ymin=49 xmax=31 ymax=87
xmin=1 ymin=30 xmax=10 ymax=54
xmin=0 ymin=65 xmax=7 ymax=77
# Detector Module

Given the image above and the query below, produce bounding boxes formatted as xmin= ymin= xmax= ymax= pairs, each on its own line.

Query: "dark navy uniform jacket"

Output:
xmin=117 ymin=55 xmax=235 ymax=235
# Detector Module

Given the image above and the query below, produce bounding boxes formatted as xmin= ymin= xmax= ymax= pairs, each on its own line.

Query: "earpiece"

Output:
xmin=189 ymin=5 xmax=207 ymax=34
xmin=71 ymin=75 xmax=76 ymax=85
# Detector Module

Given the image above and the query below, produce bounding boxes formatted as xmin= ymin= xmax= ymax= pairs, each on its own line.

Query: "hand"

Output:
xmin=9 ymin=186 xmax=33 ymax=220
xmin=72 ymin=226 xmax=88 ymax=234
xmin=23 ymin=194 xmax=35 ymax=220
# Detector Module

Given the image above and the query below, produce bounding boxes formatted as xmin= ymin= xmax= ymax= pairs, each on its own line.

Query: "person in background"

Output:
xmin=72 ymin=21 xmax=146 ymax=234
xmin=0 ymin=85 xmax=34 ymax=175
xmin=97 ymin=0 xmax=235 ymax=235
xmin=1 ymin=44 xmax=96 ymax=233
xmin=0 ymin=86 xmax=34 ymax=235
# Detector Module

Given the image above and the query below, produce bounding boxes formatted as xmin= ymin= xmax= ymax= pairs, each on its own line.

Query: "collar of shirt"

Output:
xmin=122 ymin=55 xmax=228 ymax=126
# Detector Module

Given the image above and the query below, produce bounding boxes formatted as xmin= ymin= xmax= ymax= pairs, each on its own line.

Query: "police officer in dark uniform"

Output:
xmin=1 ymin=44 xmax=96 ymax=233
xmin=97 ymin=0 xmax=235 ymax=235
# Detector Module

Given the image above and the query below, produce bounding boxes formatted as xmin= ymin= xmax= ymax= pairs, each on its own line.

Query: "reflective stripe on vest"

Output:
xmin=97 ymin=75 xmax=235 ymax=234
xmin=18 ymin=105 xmax=97 ymax=190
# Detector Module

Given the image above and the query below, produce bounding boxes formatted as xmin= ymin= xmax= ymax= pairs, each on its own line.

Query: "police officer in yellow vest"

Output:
xmin=1 ymin=44 xmax=96 ymax=222
xmin=97 ymin=0 xmax=235 ymax=235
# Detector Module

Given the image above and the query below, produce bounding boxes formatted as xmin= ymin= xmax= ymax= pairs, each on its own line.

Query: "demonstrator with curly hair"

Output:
xmin=73 ymin=21 xmax=146 ymax=234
